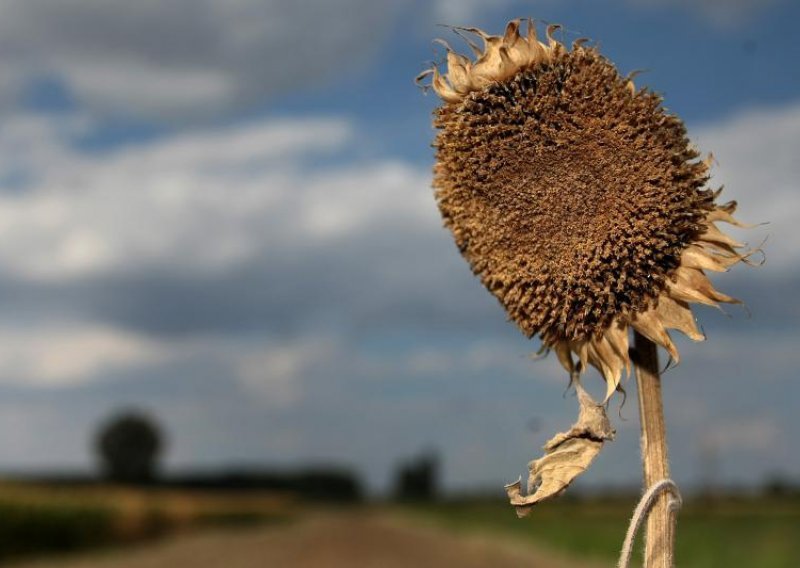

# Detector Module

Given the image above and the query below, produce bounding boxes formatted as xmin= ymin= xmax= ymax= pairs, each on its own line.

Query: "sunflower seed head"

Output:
xmin=433 ymin=45 xmax=712 ymax=344
xmin=423 ymin=20 xmax=757 ymax=396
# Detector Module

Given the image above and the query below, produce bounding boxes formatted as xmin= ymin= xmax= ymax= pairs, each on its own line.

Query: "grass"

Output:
xmin=402 ymin=494 xmax=800 ymax=568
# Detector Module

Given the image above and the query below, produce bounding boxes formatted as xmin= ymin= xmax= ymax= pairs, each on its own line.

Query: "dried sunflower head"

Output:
xmin=419 ymin=19 xmax=755 ymax=399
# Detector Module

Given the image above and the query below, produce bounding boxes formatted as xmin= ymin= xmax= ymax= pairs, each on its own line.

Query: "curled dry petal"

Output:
xmin=682 ymin=245 xmax=732 ymax=273
xmin=656 ymin=295 xmax=705 ymax=341
xmin=667 ymin=266 xmax=739 ymax=307
xmin=420 ymin=20 xmax=562 ymax=102
xmin=506 ymin=384 xmax=615 ymax=517
xmin=632 ymin=306 xmax=679 ymax=363
xmin=700 ymin=223 xmax=745 ymax=251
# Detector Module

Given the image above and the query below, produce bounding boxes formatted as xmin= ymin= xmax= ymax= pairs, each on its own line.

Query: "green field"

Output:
xmin=403 ymin=495 xmax=800 ymax=568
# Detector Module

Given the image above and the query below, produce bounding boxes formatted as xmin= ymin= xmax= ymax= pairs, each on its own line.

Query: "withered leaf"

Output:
xmin=505 ymin=383 xmax=615 ymax=518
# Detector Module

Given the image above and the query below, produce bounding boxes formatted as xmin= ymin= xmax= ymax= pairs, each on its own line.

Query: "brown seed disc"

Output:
xmin=433 ymin=48 xmax=714 ymax=344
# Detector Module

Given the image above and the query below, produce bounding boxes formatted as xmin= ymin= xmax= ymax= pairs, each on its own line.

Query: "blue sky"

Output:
xmin=0 ymin=0 xmax=795 ymax=495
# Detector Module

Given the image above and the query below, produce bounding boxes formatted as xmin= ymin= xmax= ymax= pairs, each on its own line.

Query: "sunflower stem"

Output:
xmin=632 ymin=331 xmax=677 ymax=568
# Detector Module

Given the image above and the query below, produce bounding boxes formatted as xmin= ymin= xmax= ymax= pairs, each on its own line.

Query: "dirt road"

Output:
xmin=18 ymin=512 xmax=602 ymax=568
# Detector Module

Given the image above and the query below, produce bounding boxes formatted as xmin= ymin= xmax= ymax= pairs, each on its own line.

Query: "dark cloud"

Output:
xmin=0 ymin=224 xmax=507 ymax=338
xmin=0 ymin=0 xmax=409 ymax=118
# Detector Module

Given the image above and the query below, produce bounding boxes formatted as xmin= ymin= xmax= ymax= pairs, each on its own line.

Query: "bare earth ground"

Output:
xmin=17 ymin=511 xmax=603 ymax=568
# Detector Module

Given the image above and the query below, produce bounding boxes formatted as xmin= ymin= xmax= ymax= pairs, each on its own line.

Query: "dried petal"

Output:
xmin=588 ymin=333 xmax=625 ymax=400
xmin=632 ymin=307 xmax=678 ymax=362
xmin=699 ymin=222 xmax=745 ymax=251
xmin=681 ymin=245 xmax=730 ymax=272
xmin=553 ymin=341 xmax=575 ymax=374
xmin=604 ymin=321 xmax=631 ymax=374
xmin=430 ymin=66 xmax=460 ymax=103
xmin=656 ymin=295 xmax=704 ymax=341
xmin=506 ymin=384 xmax=615 ymax=517
xmin=667 ymin=266 xmax=739 ymax=307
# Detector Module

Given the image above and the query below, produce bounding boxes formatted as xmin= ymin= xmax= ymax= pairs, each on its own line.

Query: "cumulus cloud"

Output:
xmin=236 ymin=337 xmax=339 ymax=405
xmin=693 ymin=101 xmax=800 ymax=272
xmin=0 ymin=114 xmax=366 ymax=280
xmin=0 ymin=325 xmax=167 ymax=387
xmin=0 ymin=111 xmax=468 ymax=383
xmin=0 ymin=109 xmax=497 ymax=346
xmin=0 ymin=0 xmax=406 ymax=118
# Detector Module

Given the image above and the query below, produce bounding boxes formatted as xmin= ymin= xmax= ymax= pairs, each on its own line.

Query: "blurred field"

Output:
xmin=403 ymin=495 xmax=800 ymax=568
xmin=0 ymin=481 xmax=292 ymax=564
xmin=16 ymin=511 xmax=599 ymax=568
xmin=0 ymin=483 xmax=798 ymax=567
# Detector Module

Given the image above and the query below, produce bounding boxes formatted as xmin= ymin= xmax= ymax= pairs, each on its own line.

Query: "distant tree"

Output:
xmin=95 ymin=411 xmax=164 ymax=485
xmin=763 ymin=473 xmax=797 ymax=497
xmin=393 ymin=451 xmax=439 ymax=502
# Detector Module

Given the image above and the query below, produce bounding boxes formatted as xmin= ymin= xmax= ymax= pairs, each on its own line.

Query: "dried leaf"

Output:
xmin=505 ymin=384 xmax=615 ymax=518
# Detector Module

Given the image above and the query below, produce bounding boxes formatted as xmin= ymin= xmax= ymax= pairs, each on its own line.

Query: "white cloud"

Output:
xmin=693 ymin=101 xmax=800 ymax=271
xmin=0 ymin=114 xmax=437 ymax=281
xmin=235 ymin=337 xmax=340 ymax=405
xmin=0 ymin=319 xmax=345 ymax=402
xmin=0 ymin=325 xmax=167 ymax=387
